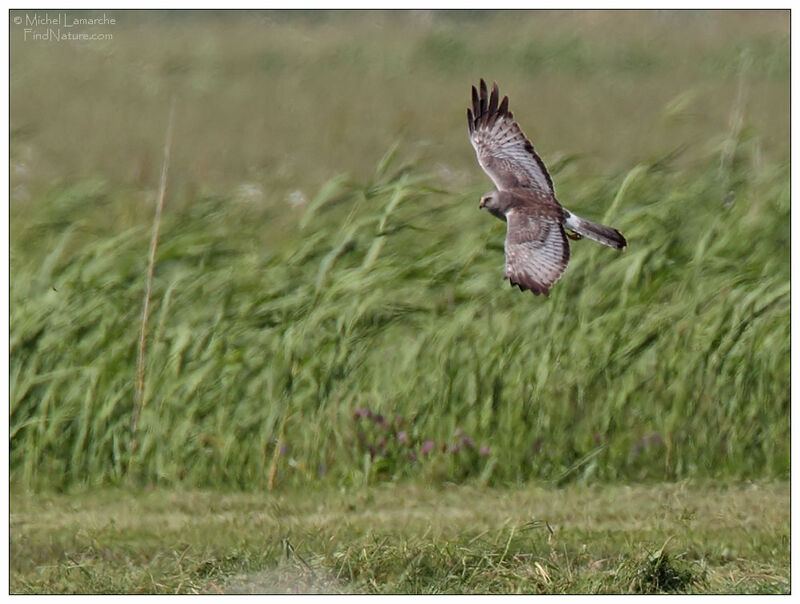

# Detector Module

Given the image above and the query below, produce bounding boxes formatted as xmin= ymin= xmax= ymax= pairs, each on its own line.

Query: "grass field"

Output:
xmin=10 ymin=482 xmax=790 ymax=594
xmin=9 ymin=9 xmax=789 ymax=594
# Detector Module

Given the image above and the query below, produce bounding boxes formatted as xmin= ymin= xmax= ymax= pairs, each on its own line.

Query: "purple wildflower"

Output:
xmin=354 ymin=407 xmax=371 ymax=420
xmin=461 ymin=436 xmax=475 ymax=449
xmin=420 ymin=440 xmax=435 ymax=456
xmin=479 ymin=445 xmax=490 ymax=457
xmin=374 ymin=414 xmax=386 ymax=427
xmin=396 ymin=430 xmax=409 ymax=445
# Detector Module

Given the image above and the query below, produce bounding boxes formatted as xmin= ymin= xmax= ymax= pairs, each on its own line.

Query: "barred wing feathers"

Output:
xmin=504 ymin=207 xmax=569 ymax=296
xmin=467 ymin=79 xmax=554 ymax=196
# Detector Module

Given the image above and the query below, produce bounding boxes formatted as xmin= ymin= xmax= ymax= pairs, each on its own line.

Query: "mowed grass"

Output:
xmin=9 ymin=10 xmax=789 ymax=594
xmin=10 ymin=482 xmax=789 ymax=594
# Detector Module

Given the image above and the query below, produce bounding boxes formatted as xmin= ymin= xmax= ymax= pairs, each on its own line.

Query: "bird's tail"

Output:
xmin=564 ymin=212 xmax=627 ymax=250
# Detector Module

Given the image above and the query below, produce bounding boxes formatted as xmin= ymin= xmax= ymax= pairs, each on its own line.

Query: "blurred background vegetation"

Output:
xmin=10 ymin=10 xmax=789 ymax=491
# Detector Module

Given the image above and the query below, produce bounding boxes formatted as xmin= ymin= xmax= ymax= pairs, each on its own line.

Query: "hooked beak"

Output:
xmin=479 ymin=198 xmax=486 ymax=209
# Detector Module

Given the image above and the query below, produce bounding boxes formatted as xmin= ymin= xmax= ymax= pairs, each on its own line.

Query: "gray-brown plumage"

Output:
xmin=468 ymin=79 xmax=626 ymax=296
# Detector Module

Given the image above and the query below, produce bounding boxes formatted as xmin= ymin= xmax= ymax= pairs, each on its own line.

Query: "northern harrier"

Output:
xmin=468 ymin=79 xmax=626 ymax=296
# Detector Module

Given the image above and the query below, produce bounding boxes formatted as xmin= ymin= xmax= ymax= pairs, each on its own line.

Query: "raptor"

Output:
xmin=468 ymin=79 xmax=627 ymax=296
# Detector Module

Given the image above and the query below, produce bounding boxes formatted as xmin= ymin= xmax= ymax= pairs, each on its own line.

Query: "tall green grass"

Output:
xmin=10 ymin=136 xmax=789 ymax=490
xmin=10 ymin=11 xmax=789 ymax=491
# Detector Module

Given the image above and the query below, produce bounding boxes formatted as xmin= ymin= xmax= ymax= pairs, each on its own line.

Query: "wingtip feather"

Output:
xmin=487 ymin=84 xmax=499 ymax=120
xmin=471 ymin=80 xmax=509 ymax=128
xmin=507 ymin=276 xmax=549 ymax=296
xmin=498 ymin=95 xmax=509 ymax=116
xmin=479 ymin=79 xmax=488 ymax=119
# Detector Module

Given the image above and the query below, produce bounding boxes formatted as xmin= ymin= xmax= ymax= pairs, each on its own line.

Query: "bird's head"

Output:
xmin=479 ymin=191 xmax=507 ymax=220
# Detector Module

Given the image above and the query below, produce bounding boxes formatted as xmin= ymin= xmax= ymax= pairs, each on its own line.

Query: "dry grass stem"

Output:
xmin=132 ymin=97 xmax=177 ymax=444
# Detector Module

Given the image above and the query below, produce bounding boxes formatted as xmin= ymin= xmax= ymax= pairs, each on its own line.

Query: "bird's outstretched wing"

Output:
xmin=467 ymin=79 xmax=554 ymax=196
xmin=504 ymin=207 xmax=569 ymax=296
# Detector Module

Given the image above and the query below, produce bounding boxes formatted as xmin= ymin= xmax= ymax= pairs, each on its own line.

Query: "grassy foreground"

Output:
xmin=11 ymin=482 xmax=789 ymax=594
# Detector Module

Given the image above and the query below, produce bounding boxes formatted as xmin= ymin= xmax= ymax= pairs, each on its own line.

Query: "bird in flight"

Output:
xmin=468 ymin=79 xmax=626 ymax=296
